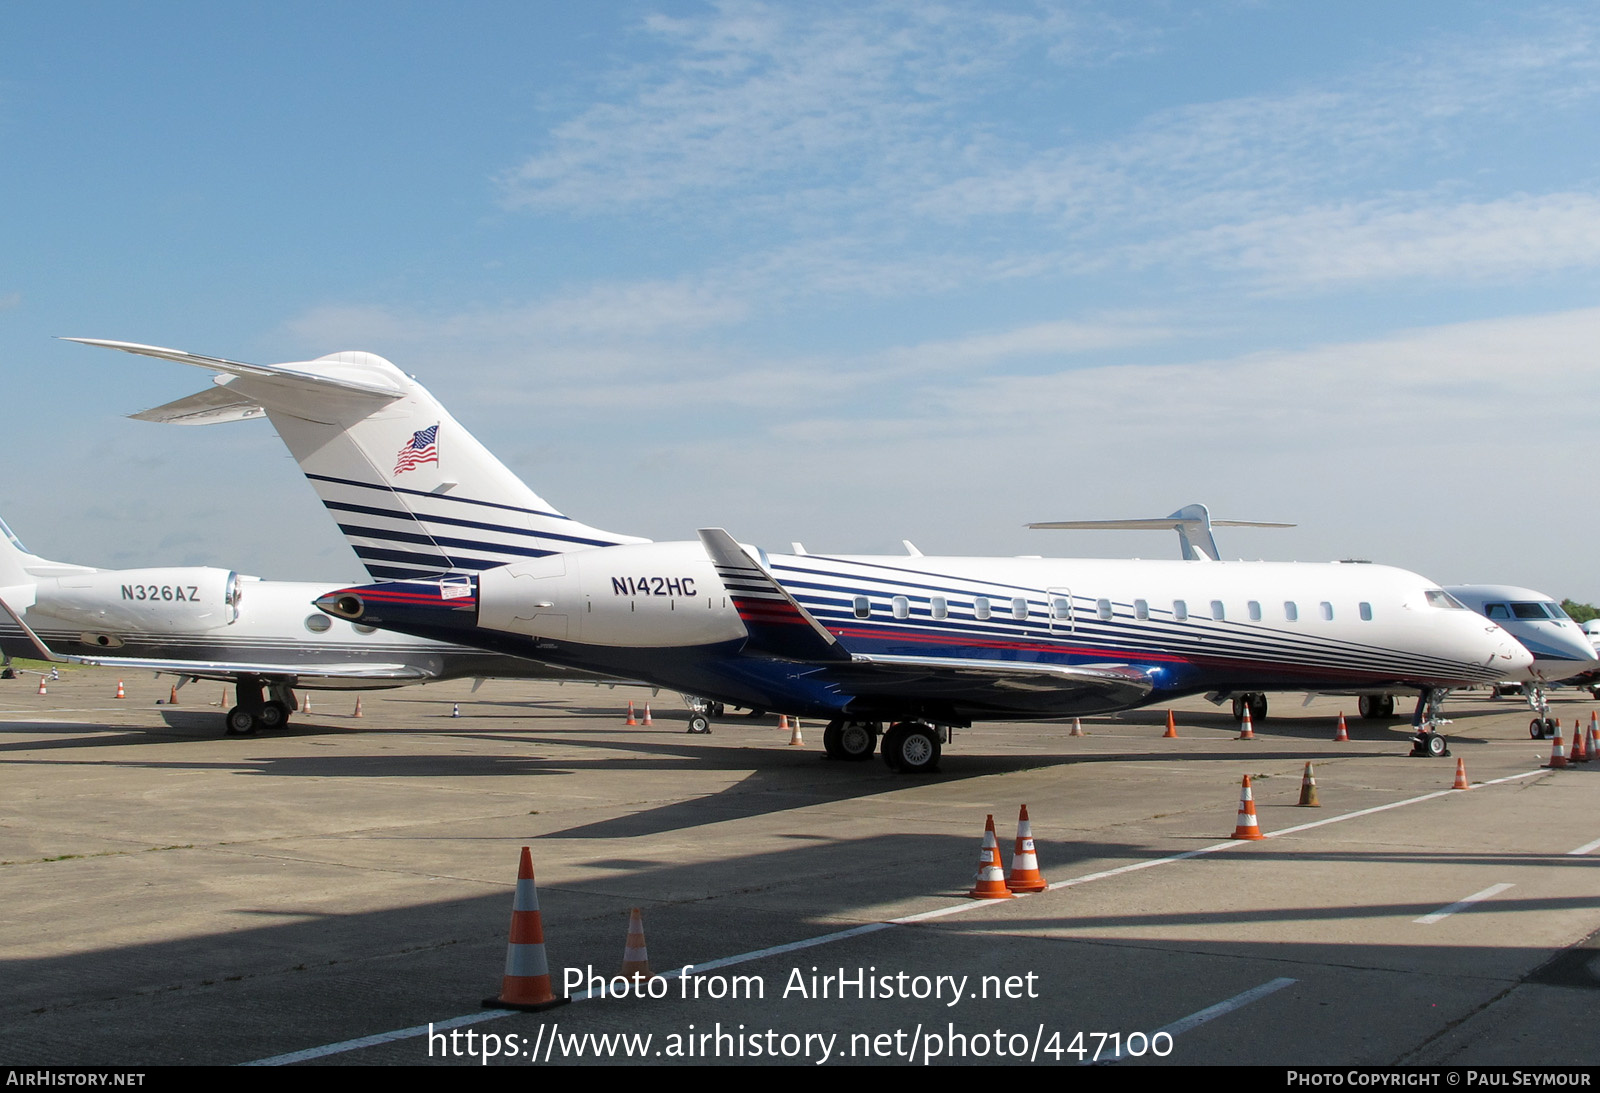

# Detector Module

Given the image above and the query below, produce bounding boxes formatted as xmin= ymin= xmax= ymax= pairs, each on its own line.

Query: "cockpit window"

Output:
xmin=1484 ymin=603 xmax=1510 ymax=619
xmin=1424 ymin=589 xmax=1467 ymax=609
xmin=1544 ymin=601 xmax=1569 ymax=619
xmin=1511 ymin=602 xmax=1549 ymax=619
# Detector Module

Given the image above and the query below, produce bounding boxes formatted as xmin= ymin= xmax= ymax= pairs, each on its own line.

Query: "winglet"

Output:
xmin=697 ymin=529 xmax=847 ymax=661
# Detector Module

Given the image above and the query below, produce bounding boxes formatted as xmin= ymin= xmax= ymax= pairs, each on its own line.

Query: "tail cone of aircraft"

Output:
xmin=620 ymin=908 xmax=655 ymax=983
xmin=1006 ymin=806 xmax=1048 ymax=893
xmin=968 ymin=816 xmax=1015 ymax=900
xmin=1231 ymin=776 xmax=1265 ymax=839
xmin=1452 ymin=758 xmax=1470 ymax=790
xmin=1163 ymin=710 xmax=1178 ymax=739
xmin=1297 ymin=763 xmax=1320 ymax=807
xmin=483 ymin=847 xmax=569 ymax=1012
xmin=1334 ymin=713 xmax=1349 ymax=742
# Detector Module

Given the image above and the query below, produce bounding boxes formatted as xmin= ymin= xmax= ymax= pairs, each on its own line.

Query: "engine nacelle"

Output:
xmin=33 ymin=567 xmax=242 ymax=632
xmin=477 ymin=542 xmax=745 ymax=647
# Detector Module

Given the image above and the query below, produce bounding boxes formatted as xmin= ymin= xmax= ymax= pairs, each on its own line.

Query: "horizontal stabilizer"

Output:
xmin=698 ymin=528 xmax=847 ymax=661
xmin=1027 ymin=502 xmax=1293 ymax=561
xmin=131 ymin=384 xmax=266 ymax=425
xmin=63 ymin=338 xmax=408 ymax=400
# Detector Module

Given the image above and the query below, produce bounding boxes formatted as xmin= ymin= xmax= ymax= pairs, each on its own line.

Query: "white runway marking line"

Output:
xmin=242 ymin=765 xmax=1549 ymax=1066
xmin=1413 ymin=883 xmax=1515 ymax=925
xmin=1568 ymin=836 xmax=1600 ymax=857
xmin=1098 ymin=976 xmax=1298 ymax=1063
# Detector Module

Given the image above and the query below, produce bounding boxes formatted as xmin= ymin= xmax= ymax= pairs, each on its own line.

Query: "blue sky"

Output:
xmin=4 ymin=2 xmax=1599 ymax=599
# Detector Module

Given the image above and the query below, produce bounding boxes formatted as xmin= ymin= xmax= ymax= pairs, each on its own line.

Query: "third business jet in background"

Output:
xmin=77 ymin=338 xmax=1530 ymax=772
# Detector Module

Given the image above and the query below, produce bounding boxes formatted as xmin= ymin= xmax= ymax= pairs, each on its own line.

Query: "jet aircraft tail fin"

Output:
xmin=0 ymin=513 xmax=96 ymax=590
xmin=68 ymin=339 xmax=648 ymax=581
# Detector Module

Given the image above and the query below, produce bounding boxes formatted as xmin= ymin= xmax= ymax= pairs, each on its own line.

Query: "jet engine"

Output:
xmin=33 ymin=567 xmax=242 ymax=632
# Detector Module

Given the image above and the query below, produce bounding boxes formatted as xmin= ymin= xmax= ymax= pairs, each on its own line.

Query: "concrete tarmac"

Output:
xmin=2 ymin=666 xmax=1596 ymax=1066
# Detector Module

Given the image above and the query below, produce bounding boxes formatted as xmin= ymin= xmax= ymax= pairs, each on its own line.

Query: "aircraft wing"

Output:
xmin=818 ymin=655 xmax=1153 ymax=707
xmin=56 ymin=655 xmax=435 ymax=683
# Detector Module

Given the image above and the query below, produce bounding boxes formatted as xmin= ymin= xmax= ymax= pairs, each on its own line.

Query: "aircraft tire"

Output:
xmin=687 ymin=714 xmax=712 ymax=735
xmin=882 ymin=722 xmax=940 ymax=774
xmin=257 ymin=701 xmax=290 ymax=731
xmin=1531 ymin=718 xmax=1545 ymax=739
xmin=1249 ymin=693 xmax=1268 ymax=723
xmin=225 ymin=706 xmax=258 ymax=736
xmin=824 ymin=720 xmax=876 ymax=761
xmin=1423 ymin=731 xmax=1447 ymax=758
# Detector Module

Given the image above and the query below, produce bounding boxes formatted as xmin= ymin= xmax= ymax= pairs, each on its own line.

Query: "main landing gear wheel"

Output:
xmin=225 ymin=706 xmax=257 ymax=736
xmin=1530 ymin=718 xmax=1556 ymax=739
xmin=1358 ymin=694 xmax=1396 ymax=720
xmin=823 ymin=720 xmax=879 ymax=761
xmin=257 ymin=701 xmax=291 ymax=731
xmin=881 ymin=722 xmax=941 ymax=774
xmin=687 ymin=714 xmax=712 ymax=735
xmin=1231 ymin=694 xmax=1268 ymax=722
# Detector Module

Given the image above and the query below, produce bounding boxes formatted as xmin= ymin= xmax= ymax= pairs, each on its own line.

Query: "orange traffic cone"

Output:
xmin=168 ymin=684 xmax=179 ymax=706
xmin=641 ymin=703 xmax=652 ymax=726
xmin=1005 ymin=805 xmax=1048 ymax=892
xmin=1548 ymin=731 xmax=1568 ymax=770
xmin=968 ymin=815 xmax=1015 ymax=899
xmin=1297 ymin=762 xmax=1320 ymax=807
xmin=352 ymin=696 xmax=363 ymax=718
xmin=1163 ymin=710 xmax=1178 ymax=738
xmin=1452 ymin=758 xmax=1470 ymax=790
xmin=625 ymin=701 xmax=638 ymax=726
xmin=1069 ymin=717 xmax=1084 ymax=737
xmin=787 ymin=717 xmax=804 ymax=746
xmin=300 ymin=693 xmax=311 ymax=714
xmin=219 ymin=688 xmax=226 ymax=708
xmin=1231 ymin=775 xmax=1265 ymax=839
xmin=483 ymin=847 xmax=569 ymax=1012
xmin=1571 ymin=723 xmax=1588 ymax=764
xmin=1334 ymin=713 xmax=1349 ymax=742
xmin=37 ymin=676 xmax=46 ymax=696
xmin=620 ymin=907 xmax=655 ymax=982
xmin=778 ymin=714 xmax=790 ymax=733
xmin=115 ymin=679 xmax=125 ymax=699
xmin=1238 ymin=707 xmax=1255 ymax=740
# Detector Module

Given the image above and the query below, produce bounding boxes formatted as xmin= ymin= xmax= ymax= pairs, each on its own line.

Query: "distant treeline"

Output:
xmin=1562 ymin=599 xmax=1599 ymax=623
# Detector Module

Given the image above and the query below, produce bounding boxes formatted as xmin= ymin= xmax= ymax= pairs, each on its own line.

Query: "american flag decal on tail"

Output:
xmin=394 ymin=425 xmax=439 ymax=475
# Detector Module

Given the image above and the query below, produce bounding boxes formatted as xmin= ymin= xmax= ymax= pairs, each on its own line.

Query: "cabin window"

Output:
xmin=1133 ymin=599 xmax=1149 ymax=621
xmin=1096 ymin=598 xmax=1113 ymax=621
xmin=853 ymin=596 xmax=871 ymax=619
xmin=1011 ymin=597 xmax=1028 ymax=621
xmin=1210 ymin=600 xmax=1225 ymax=621
xmin=353 ymin=623 xmax=378 ymax=635
xmin=304 ymin=614 xmax=332 ymax=634
xmin=1173 ymin=599 xmax=1188 ymax=621
xmin=930 ymin=596 xmax=948 ymax=620
xmin=892 ymin=596 xmax=909 ymax=619
xmin=1320 ymin=601 xmax=1334 ymax=621
xmin=1247 ymin=600 xmax=1262 ymax=621
xmin=1359 ymin=602 xmax=1373 ymax=621
xmin=974 ymin=596 xmax=992 ymax=620
xmin=1284 ymin=601 xmax=1298 ymax=621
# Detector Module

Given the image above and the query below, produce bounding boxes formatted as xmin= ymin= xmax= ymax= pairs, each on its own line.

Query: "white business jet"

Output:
xmin=0 ymin=511 xmax=618 ymax=734
xmin=74 ymin=339 xmax=1530 ymax=771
